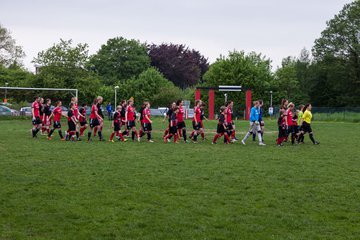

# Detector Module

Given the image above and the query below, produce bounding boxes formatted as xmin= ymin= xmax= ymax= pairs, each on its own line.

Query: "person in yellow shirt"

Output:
xmin=298 ymin=103 xmax=320 ymax=145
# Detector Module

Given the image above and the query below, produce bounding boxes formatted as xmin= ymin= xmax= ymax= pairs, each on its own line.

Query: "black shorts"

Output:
xmin=217 ymin=124 xmax=226 ymax=134
xmin=127 ymin=120 xmax=136 ymax=129
xmin=80 ymin=121 xmax=87 ymax=126
xmin=68 ymin=121 xmax=76 ymax=131
xmin=169 ymin=126 xmax=177 ymax=134
xmin=143 ymin=123 xmax=152 ymax=131
xmin=53 ymin=121 xmax=61 ymax=129
xmin=302 ymin=122 xmax=312 ymax=133
xmin=192 ymin=121 xmax=201 ymax=130
xmin=32 ymin=116 xmax=42 ymax=125
xmin=177 ymin=121 xmax=186 ymax=129
xmin=278 ymin=126 xmax=287 ymax=138
xmin=226 ymin=123 xmax=233 ymax=130
xmin=287 ymin=125 xmax=296 ymax=134
xmin=90 ymin=118 xmax=100 ymax=128
xmin=114 ymin=123 xmax=121 ymax=131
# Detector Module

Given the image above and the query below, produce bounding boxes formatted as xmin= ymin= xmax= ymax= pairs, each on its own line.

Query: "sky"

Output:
xmin=0 ymin=0 xmax=353 ymax=72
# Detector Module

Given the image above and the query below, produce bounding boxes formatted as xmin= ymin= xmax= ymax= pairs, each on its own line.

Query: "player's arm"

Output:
xmin=145 ymin=113 xmax=152 ymax=124
xmin=125 ymin=109 xmax=128 ymax=123
xmin=71 ymin=115 xmax=77 ymax=124
xmin=95 ymin=110 xmax=102 ymax=121
xmin=163 ymin=112 xmax=168 ymax=122
xmin=31 ymin=106 xmax=35 ymax=119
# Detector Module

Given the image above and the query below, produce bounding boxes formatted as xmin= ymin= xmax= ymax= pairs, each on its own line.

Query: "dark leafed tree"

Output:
xmin=148 ymin=43 xmax=209 ymax=89
xmin=0 ymin=24 xmax=25 ymax=67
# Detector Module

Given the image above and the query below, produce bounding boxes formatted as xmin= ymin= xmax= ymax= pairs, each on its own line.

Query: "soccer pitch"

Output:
xmin=1 ymin=119 xmax=360 ymax=239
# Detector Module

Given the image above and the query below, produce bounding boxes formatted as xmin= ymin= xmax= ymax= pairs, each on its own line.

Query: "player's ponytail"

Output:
xmin=303 ymin=103 xmax=310 ymax=113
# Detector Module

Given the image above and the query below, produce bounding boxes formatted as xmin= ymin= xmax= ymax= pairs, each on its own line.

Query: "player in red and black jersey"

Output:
xmin=199 ymin=103 xmax=207 ymax=140
xmin=176 ymin=100 xmax=187 ymax=143
xmin=66 ymin=102 xmax=78 ymax=141
xmin=225 ymin=100 xmax=238 ymax=142
xmin=142 ymin=102 xmax=154 ymax=142
xmin=163 ymin=102 xmax=176 ymax=138
xmin=126 ymin=100 xmax=140 ymax=142
xmin=137 ymin=103 xmax=146 ymax=139
xmin=93 ymin=96 xmax=104 ymax=138
xmin=277 ymin=109 xmax=287 ymax=146
xmin=88 ymin=97 xmax=104 ymax=141
xmin=109 ymin=105 xmax=127 ymax=142
xmin=47 ymin=100 xmax=67 ymax=140
xmin=212 ymin=106 xmax=231 ymax=144
xmin=119 ymin=100 xmax=128 ymax=136
xmin=41 ymin=98 xmax=52 ymax=135
xmin=164 ymin=107 xmax=179 ymax=143
xmin=286 ymin=102 xmax=296 ymax=145
xmin=190 ymin=100 xmax=202 ymax=143
xmin=78 ymin=103 xmax=88 ymax=137
xmin=70 ymin=97 xmax=81 ymax=140
xmin=31 ymin=96 xmax=42 ymax=138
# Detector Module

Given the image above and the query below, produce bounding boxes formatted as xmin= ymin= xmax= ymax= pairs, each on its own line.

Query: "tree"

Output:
xmin=0 ymin=24 xmax=25 ymax=67
xmin=117 ymin=67 xmax=182 ymax=107
xmin=33 ymin=39 xmax=89 ymax=68
xmin=272 ymin=57 xmax=308 ymax=105
xmin=312 ymin=1 xmax=360 ymax=106
xmin=148 ymin=43 xmax=209 ymax=89
xmin=203 ymin=50 xmax=272 ymax=112
xmin=32 ymin=39 xmax=101 ymax=103
xmin=89 ymin=37 xmax=150 ymax=85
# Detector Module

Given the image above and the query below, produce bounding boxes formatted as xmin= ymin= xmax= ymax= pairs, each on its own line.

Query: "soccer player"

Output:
xmin=163 ymin=102 xmax=176 ymax=138
xmin=70 ymin=97 xmax=81 ymax=140
xmin=212 ymin=106 xmax=231 ymax=144
xmin=164 ymin=107 xmax=179 ymax=143
xmin=190 ymin=100 xmax=202 ymax=143
xmin=137 ymin=102 xmax=146 ymax=139
xmin=31 ymin=96 xmax=42 ymax=138
xmin=42 ymin=98 xmax=52 ymax=135
xmin=253 ymin=100 xmax=265 ymax=142
xmin=142 ymin=102 xmax=154 ymax=142
xmin=120 ymin=100 xmax=128 ymax=136
xmin=199 ymin=103 xmax=207 ymax=140
xmin=276 ymin=109 xmax=287 ymax=146
xmin=297 ymin=103 xmax=320 ymax=145
xmin=286 ymin=102 xmax=296 ymax=145
xmin=225 ymin=100 xmax=237 ymax=142
xmin=297 ymin=105 xmax=305 ymax=143
xmin=109 ymin=105 xmax=127 ymax=142
xmin=88 ymin=98 xmax=104 ymax=141
xmin=66 ymin=103 xmax=78 ymax=141
xmin=176 ymin=100 xmax=187 ymax=143
xmin=78 ymin=103 xmax=88 ymax=137
xmin=241 ymin=101 xmax=266 ymax=146
xmin=125 ymin=99 xmax=140 ymax=142
xmin=93 ymin=96 xmax=105 ymax=137
xmin=47 ymin=101 xmax=67 ymax=140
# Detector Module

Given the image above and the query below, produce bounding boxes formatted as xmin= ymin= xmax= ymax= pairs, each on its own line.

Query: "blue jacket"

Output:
xmin=106 ymin=104 xmax=112 ymax=112
xmin=250 ymin=107 xmax=260 ymax=122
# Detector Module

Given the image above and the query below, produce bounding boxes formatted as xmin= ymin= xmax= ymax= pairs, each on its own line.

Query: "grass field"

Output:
xmin=1 ymin=118 xmax=360 ymax=239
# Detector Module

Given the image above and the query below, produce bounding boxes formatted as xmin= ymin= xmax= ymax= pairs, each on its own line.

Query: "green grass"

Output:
xmin=313 ymin=112 xmax=360 ymax=123
xmin=1 ymin=118 xmax=360 ymax=239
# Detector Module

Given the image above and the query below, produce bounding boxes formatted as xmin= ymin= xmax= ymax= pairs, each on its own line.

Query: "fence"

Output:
xmin=264 ymin=107 xmax=360 ymax=123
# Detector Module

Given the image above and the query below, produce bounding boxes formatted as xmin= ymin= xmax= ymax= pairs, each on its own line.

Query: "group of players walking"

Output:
xmin=30 ymin=96 xmax=319 ymax=146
